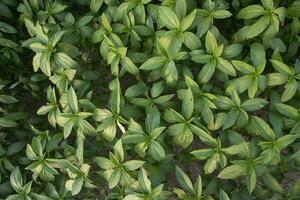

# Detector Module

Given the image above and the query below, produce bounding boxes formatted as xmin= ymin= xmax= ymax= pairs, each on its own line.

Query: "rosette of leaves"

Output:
xmin=268 ymin=58 xmax=300 ymax=102
xmin=49 ymin=68 xmax=76 ymax=94
xmin=45 ymin=180 xmax=73 ymax=200
xmin=190 ymin=31 xmax=236 ymax=83
xmin=64 ymin=163 xmax=95 ymax=196
xmin=98 ymin=30 xmax=139 ymax=77
xmin=92 ymin=13 xmax=121 ymax=47
xmin=37 ymin=1 xmax=68 ymax=23
xmin=7 ymin=167 xmax=51 ymax=200
xmin=140 ymin=37 xmax=188 ymax=85
xmin=59 ymin=87 xmax=96 ymax=139
xmin=25 ymin=137 xmax=59 ymax=182
xmin=216 ymin=90 xmax=268 ymax=129
xmin=113 ymin=0 xmax=151 ymax=24
xmin=196 ymin=0 xmax=232 ymax=37
xmin=17 ymin=0 xmax=38 ymax=21
xmin=164 ymin=88 xmax=211 ymax=148
xmin=123 ymin=168 xmax=171 ymax=200
xmin=124 ymin=81 xmax=174 ymax=112
xmin=217 ymin=135 xmax=268 ymax=194
xmin=191 ymin=138 xmax=245 ymax=174
xmin=61 ymin=13 xmax=94 ymax=44
xmin=177 ymin=76 xmax=217 ymax=129
xmin=112 ymin=12 xmax=154 ymax=48
xmin=93 ymin=79 xmax=128 ymax=141
xmin=247 ymin=116 xmax=299 ymax=165
xmin=234 ymin=0 xmax=286 ymax=41
xmin=23 ymin=20 xmax=77 ymax=76
xmin=158 ymin=1 xmax=201 ymax=50
xmin=173 ymin=166 xmax=213 ymax=200
xmin=275 ymin=103 xmax=300 ymax=133
xmin=94 ymin=139 xmax=145 ymax=189
xmin=37 ymin=86 xmax=60 ymax=127
xmin=122 ymin=107 xmax=166 ymax=161
xmin=228 ymin=43 xmax=267 ymax=98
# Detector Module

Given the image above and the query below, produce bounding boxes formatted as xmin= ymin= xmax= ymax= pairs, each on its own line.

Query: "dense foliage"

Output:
xmin=1 ymin=0 xmax=300 ymax=199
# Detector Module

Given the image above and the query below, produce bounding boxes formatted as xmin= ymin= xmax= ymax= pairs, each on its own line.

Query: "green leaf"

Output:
xmin=195 ymin=175 xmax=202 ymax=198
xmin=77 ymin=15 xmax=93 ymax=28
xmin=198 ymin=61 xmax=216 ymax=83
xmin=276 ymin=135 xmax=298 ymax=150
xmin=149 ymin=140 xmax=165 ymax=161
xmin=159 ymin=6 xmax=180 ymax=29
xmin=164 ymin=108 xmax=185 ymax=123
xmin=175 ymin=166 xmax=194 ymax=194
xmin=68 ymin=87 xmax=78 ymax=113
xmin=77 ymin=119 xmax=96 ymax=134
xmin=205 ymin=31 xmax=217 ymax=54
xmin=262 ymin=173 xmax=285 ymax=195
xmin=232 ymin=60 xmax=255 ymax=74
xmin=140 ymin=56 xmax=165 ymax=70
xmin=94 ymin=157 xmax=113 ymax=169
xmin=0 ymin=21 xmax=17 ymax=33
xmin=0 ymin=37 xmax=18 ymax=48
xmin=93 ymin=109 xmax=113 ymax=122
xmin=241 ymin=98 xmax=268 ymax=111
xmin=262 ymin=0 xmax=274 ymax=10
xmin=223 ymin=109 xmax=239 ymax=129
xmin=267 ymin=73 xmax=288 ymax=86
xmin=219 ymin=189 xmax=230 ymax=200
xmin=181 ymin=10 xmax=196 ymax=31
xmin=248 ymin=116 xmax=275 ymax=141
xmin=175 ymin=0 xmax=187 ymax=19
xmin=10 ymin=167 xmax=23 ymax=192
xmin=64 ymin=120 xmax=74 ymax=139
xmin=0 ymin=118 xmax=17 ymax=127
xmin=121 ymin=57 xmax=139 ymax=75
xmin=281 ymin=79 xmax=297 ymax=102
xmin=218 ymin=165 xmax=246 ymax=179
xmin=213 ymin=10 xmax=232 ymax=19
xmin=174 ymin=127 xmax=193 ymax=148
xmin=138 ymin=168 xmax=151 ymax=193
xmin=107 ymin=170 xmax=121 ymax=189
xmin=217 ymin=57 xmax=236 ymax=76
xmin=223 ymin=44 xmax=243 ymax=58
xmin=123 ymin=160 xmax=145 ymax=171
xmin=236 ymin=5 xmax=265 ymax=19
xmin=146 ymin=107 xmax=160 ymax=132
xmin=183 ymin=31 xmax=201 ymax=50
xmin=54 ymin=52 xmax=77 ymax=69
xmin=249 ymin=17 xmax=270 ymax=38
xmin=0 ymin=95 xmax=18 ymax=104
xmin=114 ymin=140 xmax=124 ymax=162
xmin=182 ymin=88 xmax=194 ymax=119
xmin=90 ymin=0 xmax=103 ymax=13
xmin=204 ymin=153 xmax=219 ymax=174
xmin=191 ymin=125 xmax=216 ymax=146
xmin=274 ymin=103 xmax=300 ymax=119
xmin=270 ymin=59 xmax=293 ymax=75
xmin=217 ymin=96 xmax=234 ymax=109
xmin=246 ymin=167 xmax=256 ymax=193
xmin=250 ymin=43 xmax=265 ymax=67
xmin=222 ymin=143 xmax=246 ymax=155
xmin=191 ymin=148 xmax=215 ymax=160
